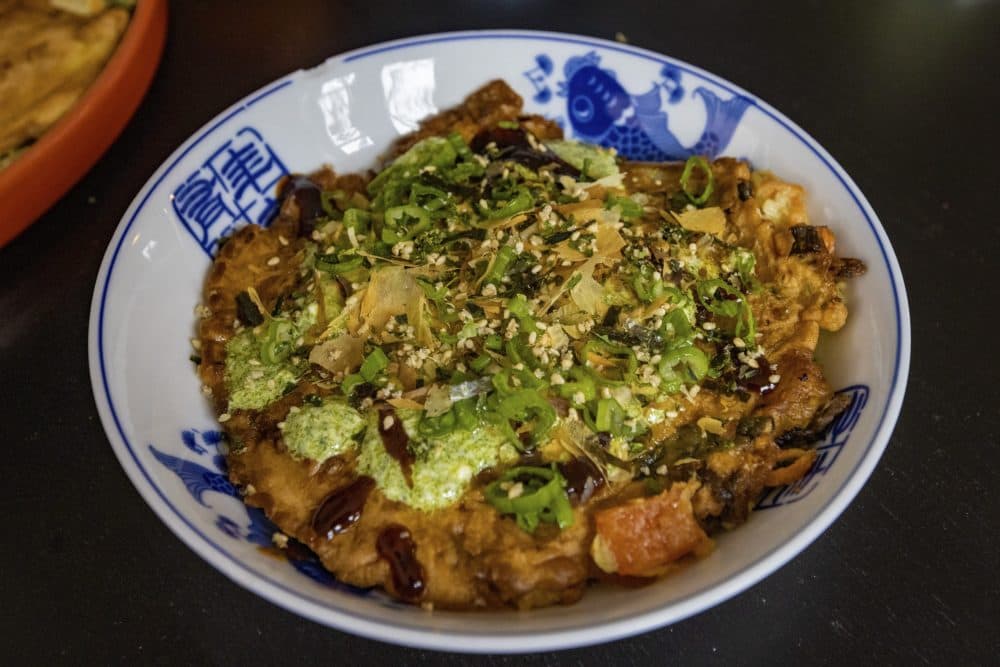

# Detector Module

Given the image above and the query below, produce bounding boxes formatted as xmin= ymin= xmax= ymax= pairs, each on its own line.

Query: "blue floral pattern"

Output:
xmin=756 ymin=385 xmax=870 ymax=509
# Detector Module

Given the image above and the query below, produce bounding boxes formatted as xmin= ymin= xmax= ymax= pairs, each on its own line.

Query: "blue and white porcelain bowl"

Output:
xmin=88 ymin=30 xmax=910 ymax=652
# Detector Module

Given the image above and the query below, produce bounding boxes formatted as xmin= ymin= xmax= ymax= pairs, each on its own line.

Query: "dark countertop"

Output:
xmin=2 ymin=1 xmax=997 ymax=664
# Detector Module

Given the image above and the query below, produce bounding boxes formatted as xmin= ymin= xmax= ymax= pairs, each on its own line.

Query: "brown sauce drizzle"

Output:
xmin=376 ymin=524 xmax=425 ymax=602
xmin=280 ymin=175 xmax=324 ymax=236
xmin=559 ymin=457 xmax=605 ymax=505
xmin=311 ymin=476 xmax=375 ymax=539
xmin=377 ymin=404 xmax=414 ymax=486
xmin=738 ymin=356 xmax=777 ymax=395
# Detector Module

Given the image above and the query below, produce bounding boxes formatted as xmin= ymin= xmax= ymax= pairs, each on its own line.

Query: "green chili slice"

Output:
xmin=580 ymin=337 xmax=638 ymax=384
xmin=382 ymin=205 xmax=432 ymax=243
xmin=631 ymin=261 xmax=664 ymax=302
xmin=484 ymin=465 xmax=574 ymax=533
xmin=680 ymin=155 xmax=715 ymax=206
xmin=657 ymin=344 xmax=709 ymax=393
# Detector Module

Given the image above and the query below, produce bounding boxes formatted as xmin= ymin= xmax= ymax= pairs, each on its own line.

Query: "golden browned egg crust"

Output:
xmin=197 ymin=80 xmax=864 ymax=609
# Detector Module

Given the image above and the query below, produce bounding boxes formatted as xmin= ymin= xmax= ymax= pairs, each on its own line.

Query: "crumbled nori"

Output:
xmin=235 ymin=291 xmax=264 ymax=326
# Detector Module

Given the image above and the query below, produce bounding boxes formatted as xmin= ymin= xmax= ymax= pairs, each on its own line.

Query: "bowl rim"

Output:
xmin=0 ymin=0 xmax=168 ymax=248
xmin=88 ymin=29 xmax=911 ymax=653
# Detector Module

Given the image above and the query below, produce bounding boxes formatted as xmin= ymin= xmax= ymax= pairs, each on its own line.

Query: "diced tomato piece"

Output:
xmin=592 ymin=482 xmax=709 ymax=577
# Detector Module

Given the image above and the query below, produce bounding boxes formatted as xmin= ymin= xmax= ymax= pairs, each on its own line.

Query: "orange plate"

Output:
xmin=0 ymin=0 xmax=168 ymax=248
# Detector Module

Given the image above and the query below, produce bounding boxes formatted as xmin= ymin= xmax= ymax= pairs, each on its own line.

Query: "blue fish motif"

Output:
xmin=149 ymin=445 xmax=237 ymax=507
xmin=559 ymin=52 xmax=751 ymax=161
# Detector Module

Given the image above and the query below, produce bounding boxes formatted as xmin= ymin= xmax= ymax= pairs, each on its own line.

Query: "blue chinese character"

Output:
xmin=173 ymin=127 xmax=288 ymax=256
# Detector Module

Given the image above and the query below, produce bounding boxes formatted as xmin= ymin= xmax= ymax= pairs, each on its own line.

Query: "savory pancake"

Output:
xmin=195 ymin=80 xmax=865 ymax=609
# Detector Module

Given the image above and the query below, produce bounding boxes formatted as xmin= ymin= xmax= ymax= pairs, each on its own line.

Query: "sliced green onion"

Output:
xmin=484 ymin=334 xmax=504 ymax=351
xmin=446 ymin=132 xmax=474 ymax=161
xmin=418 ymin=397 xmax=479 ymax=438
xmin=581 ymin=397 xmax=626 ymax=435
xmin=341 ymin=372 xmax=366 ymax=396
xmin=696 ymin=278 xmax=757 ymax=342
xmin=680 ymin=155 xmax=714 ymax=206
xmin=506 ymin=293 xmax=537 ymax=331
xmin=470 ymin=354 xmax=492 ymax=372
xmin=478 ymin=186 xmax=534 ymax=220
xmin=556 ymin=366 xmax=598 ymax=403
xmin=342 ymin=208 xmax=371 ymax=232
xmin=696 ymin=279 xmax=742 ymax=318
xmin=491 ymin=367 xmax=544 ymax=394
xmin=505 ymin=336 xmax=538 ymax=369
xmin=482 ymin=245 xmax=517 ymax=285
xmin=409 ymin=182 xmax=451 ymax=213
xmin=733 ymin=248 xmax=760 ymax=292
xmin=359 ymin=347 xmax=389 ymax=382
xmin=260 ymin=318 xmax=296 ymax=364
xmin=605 ymin=194 xmax=643 ymax=220
xmin=316 ymin=254 xmax=364 ymax=276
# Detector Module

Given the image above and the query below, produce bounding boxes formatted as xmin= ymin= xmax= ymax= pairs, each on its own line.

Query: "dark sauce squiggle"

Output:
xmin=311 ymin=476 xmax=375 ymax=539
xmin=376 ymin=524 xmax=425 ymax=602
xmin=280 ymin=175 xmax=325 ymax=237
xmin=377 ymin=404 xmax=414 ymax=487
xmin=739 ymin=356 xmax=777 ymax=395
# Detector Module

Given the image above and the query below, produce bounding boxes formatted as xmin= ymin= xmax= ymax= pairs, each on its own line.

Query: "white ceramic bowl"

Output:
xmin=88 ymin=30 xmax=910 ymax=653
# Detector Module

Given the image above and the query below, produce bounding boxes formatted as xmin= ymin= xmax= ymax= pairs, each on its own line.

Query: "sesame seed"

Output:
xmin=382 ymin=415 xmax=395 ymax=430
xmin=769 ymin=374 xmax=781 ymax=384
xmin=278 ymin=235 xmax=289 ymax=246
xmin=702 ymin=322 xmax=717 ymax=331
xmin=733 ymin=337 xmax=746 ymax=348
xmin=218 ymin=413 xmax=231 ymax=423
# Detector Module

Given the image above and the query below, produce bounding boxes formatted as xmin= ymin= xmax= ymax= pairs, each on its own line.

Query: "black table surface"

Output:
xmin=3 ymin=1 xmax=998 ymax=663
